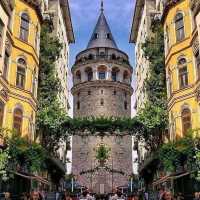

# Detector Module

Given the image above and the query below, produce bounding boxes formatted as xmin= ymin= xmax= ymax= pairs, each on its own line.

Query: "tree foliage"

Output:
xmin=37 ymin=23 xmax=70 ymax=153
xmin=0 ymin=129 xmax=46 ymax=181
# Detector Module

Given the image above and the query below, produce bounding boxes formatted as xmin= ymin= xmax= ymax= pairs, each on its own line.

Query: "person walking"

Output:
xmin=193 ymin=192 xmax=200 ymax=200
xmin=4 ymin=192 xmax=11 ymax=200
xmin=161 ymin=191 xmax=173 ymax=200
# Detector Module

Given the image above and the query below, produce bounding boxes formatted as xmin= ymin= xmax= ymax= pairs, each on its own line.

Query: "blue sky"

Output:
xmin=68 ymin=0 xmax=136 ymax=67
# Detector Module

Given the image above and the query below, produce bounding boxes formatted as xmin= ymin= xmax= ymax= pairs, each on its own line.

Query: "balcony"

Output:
xmin=74 ymin=54 xmax=131 ymax=69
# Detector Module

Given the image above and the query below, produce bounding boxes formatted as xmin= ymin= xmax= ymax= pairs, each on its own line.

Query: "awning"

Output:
xmin=13 ymin=171 xmax=50 ymax=185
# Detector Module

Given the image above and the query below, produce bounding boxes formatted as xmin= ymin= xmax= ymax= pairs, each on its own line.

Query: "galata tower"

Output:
xmin=72 ymin=2 xmax=133 ymax=194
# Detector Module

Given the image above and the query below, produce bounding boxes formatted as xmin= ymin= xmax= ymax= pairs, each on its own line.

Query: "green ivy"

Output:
xmin=95 ymin=144 xmax=111 ymax=162
xmin=37 ymin=23 xmax=70 ymax=153
xmin=159 ymin=134 xmax=196 ymax=173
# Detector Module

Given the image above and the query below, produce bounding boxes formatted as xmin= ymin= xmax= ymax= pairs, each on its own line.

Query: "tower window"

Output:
xmin=100 ymin=99 xmax=104 ymax=106
xmin=88 ymin=91 xmax=91 ymax=95
xmin=77 ymin=101 xmax=80 ymax=110
xmin=94 ymin=33 xmax=99 ymax=39
xmin=124 ymin=101 xmax=128 ymax=110
xmin=101 ymin=90 xmax=104 ymax=94
xmin=106 ymin=33 xmax=111 ymax=39
xmin=113 ymin=90 xmax=116 ymax=95
xmin=99 ymin=71 xmax=106 ymax=80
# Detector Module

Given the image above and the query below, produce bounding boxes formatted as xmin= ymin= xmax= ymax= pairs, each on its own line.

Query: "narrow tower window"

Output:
xmin=124 ymin=101 xmax=128 ymax=110
xmin=94 ymin=33 xmax=99 ymax=39
xmin=100 ymin=99 xmax=104 ymax=106
xmin=77 ymin=101 xmax=80 ymax=110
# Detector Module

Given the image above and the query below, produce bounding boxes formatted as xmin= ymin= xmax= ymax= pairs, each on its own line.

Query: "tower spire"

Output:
xmin=101 ymin=0 xmax=104 ymax=12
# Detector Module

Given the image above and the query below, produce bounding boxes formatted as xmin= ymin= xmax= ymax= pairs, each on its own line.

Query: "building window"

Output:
xmin=20 ymin=13 xmax=29 ymax=42
xmin=195 ymin=51 xmax=200 ymax=80
xmin=99 ymin=71 xmax=106 ymax=80
xmin=178 ymin=58 xmax=188 ymax=89
xmin=113 ymin=90 xmax=116 ymax=95
xmin=100 ymin=99 xmax=104 ymax=106
xmin=181 ymin=108 xmax=191 ymax=135
xmin=101 ymin=90 xmax=103 ymax=94
xmin=124 ymin=92 xmax=127 ymax=97
xmin=85 ymin=67 xmax=93 ymax=81
xmin=112 ymin=68 xmax=119 ymax=82
xmin=88 ymin=91 xmax=91 ymax=95
xmin=0 ymin=101 xmax=5 ymax=127
xmin=77 ymin=101 xmax=80 ymax=110
xmin=16 ymin=58 xmax=26 ymax=89
xmin=124 ymin=101 xmax=128 ymax=110
xmin=13 ymin=108 xmax=23 ymax=135
xmin=76 ymin=70 xmax=81 ymax=83
xmin=3 ymin=52 xmax=9 ymax=79
xmin=175 ymin=13 xmax=185 ymax=42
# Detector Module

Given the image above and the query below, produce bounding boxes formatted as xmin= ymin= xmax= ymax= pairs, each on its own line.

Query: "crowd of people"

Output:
xmin=1 ymin=189 xmax=200 ymax=200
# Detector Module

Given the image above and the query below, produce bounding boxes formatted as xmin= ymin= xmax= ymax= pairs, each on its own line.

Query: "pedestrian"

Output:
xmin=158 ymin=188 xmax=165 ymax=200
xmin=62 ymin=191 xmax=72 ymax=200
xmin=4 ymin=192 xmax=11 ymax=200
xmin=176 ymin=193 xmax=184 ymax=200
xmin=161 ymin=191 xmax=173 ymax=200
xmin=193 ymin=192 xmax=200 ymax=200
xmin=31 ymin=191 xmax=39 ymax=200
xmin=132 ymin=194 xmax=139 ymax=200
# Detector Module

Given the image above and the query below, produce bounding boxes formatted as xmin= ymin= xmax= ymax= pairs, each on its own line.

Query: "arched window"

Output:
xmin=98 ymin=66 xmax=106 ymax=80
xmin=88 ymin=54 xmax=94 ymax=60
xmin=111 ymin=54 xmax=116 ymax=60
xmin=75 ymin=70 xmax=81 ymax=83
xmin=106 ymin=33 xmax=111 ymax=39
xmin=85 ymin=67 xmax=93 ymax=81
xmin=20 ymin=13 xmax=29 ymax=42
xmin=0 ymin=101 xmax=5 ymax=127
xmin=178 ymin=58 xmax=188 ymax=88
xmin=175 ymin=12 xmax=185 ymax=42
xmin=123 ymin=70 xmax=129 ymax=83
xmin=112 ymin=67 xmax=119 ymax=82
xmin=13 ymin=108 xmax=23 ymax=135
xmin=16 ymin=58 xmax=26 ymax=89
xmin=181 ymin=108 xmax=191 ymax=135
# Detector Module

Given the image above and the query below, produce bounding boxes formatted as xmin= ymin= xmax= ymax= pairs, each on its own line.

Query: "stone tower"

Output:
xmin=72 ymin=2 xmax=133 ymax=194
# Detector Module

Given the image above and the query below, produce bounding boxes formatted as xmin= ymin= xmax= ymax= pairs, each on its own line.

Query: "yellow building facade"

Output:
xmin=0 ymin=0 xmax=42 ymax=140
xmin=164 ymin=0 xmax=200 ymax=139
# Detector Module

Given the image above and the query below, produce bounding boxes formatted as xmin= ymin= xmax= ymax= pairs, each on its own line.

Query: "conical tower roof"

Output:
xmin=87 ymin=2 xmax=118 ymax=49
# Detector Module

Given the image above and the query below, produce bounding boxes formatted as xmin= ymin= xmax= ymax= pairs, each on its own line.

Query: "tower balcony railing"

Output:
xmin=74 ymin=54 xmax=131 ymax=68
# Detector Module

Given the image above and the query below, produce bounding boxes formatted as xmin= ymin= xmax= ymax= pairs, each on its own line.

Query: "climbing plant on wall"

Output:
xmin=37 ymin=22 xmax=70 ymax=153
